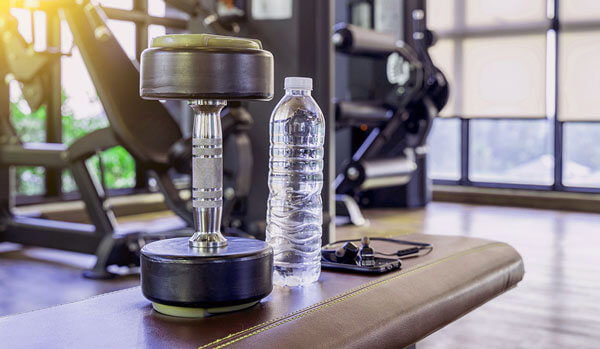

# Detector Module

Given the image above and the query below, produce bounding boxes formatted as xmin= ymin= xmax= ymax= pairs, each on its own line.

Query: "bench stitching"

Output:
xmin=199 ymin=242 xmax=506 ymax=349
xmin=197 ymin=232 xmax=424 ymax=345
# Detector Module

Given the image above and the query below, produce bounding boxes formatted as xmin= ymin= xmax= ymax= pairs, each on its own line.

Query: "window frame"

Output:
xmin=428 ymin=0 xmax=600 ymax=193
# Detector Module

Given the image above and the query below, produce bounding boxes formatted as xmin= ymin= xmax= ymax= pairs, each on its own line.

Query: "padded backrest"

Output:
xmin=62 ymin=2 xmax=182 ymax=165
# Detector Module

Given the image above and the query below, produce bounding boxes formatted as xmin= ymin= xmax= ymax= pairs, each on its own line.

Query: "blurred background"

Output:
xmin=1 ymin=1 xmax=599 ymax=347
xmin=6 ymin=0 xmax=600 ymax=199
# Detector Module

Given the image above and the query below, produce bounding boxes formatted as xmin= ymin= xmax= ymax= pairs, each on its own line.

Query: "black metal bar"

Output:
xmin=133 ymin=0 xmax=149 ymax=60
xmin=14 ymin=186 xmax=146 ymax=206
xmin=67 ymin=127 xmax=119 ymax=162
xmin=460 ymin=118 xmax=469 ymax=183
xmin=0 ymin=143 xmax=67 ymax=166
xmin=553 ymin=0 xmax=563 ymax=190
xmin=45 ymin=10 xmax=62 ymax=197
xmin=2 ymin=216 xmax=100 ymax=254
xmin=134 ymin=0 xmax=149 ymax=190
xmin=68 ymin=160 xmax=117 ymax=235
xmin=298 ymin=0 xmax=335 ymax=243
xmin=148 ymin=169 xmax=193 ymax=226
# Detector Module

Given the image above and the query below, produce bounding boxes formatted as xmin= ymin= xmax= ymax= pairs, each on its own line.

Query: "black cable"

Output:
xmin=322 ymin=236 xmax=434 ymax=261
xmin=323 ymin=237 xmax=432 ymax=249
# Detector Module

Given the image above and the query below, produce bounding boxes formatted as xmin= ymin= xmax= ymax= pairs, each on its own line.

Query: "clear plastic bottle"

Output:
xmin=266 ymin=77 xmax=325 ymax=287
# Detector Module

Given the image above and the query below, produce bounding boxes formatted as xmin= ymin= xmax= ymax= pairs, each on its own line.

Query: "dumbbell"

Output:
xmin=139 ymin=34 xmax=274 ymax=318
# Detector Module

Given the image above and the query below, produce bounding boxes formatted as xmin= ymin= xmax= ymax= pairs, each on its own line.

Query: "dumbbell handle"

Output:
xmin=188 ymin=99 xmax=228 ymax=248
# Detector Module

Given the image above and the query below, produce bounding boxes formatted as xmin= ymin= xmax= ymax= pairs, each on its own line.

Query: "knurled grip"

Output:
xmin=192 ymin=138 xmax=223 ymax=209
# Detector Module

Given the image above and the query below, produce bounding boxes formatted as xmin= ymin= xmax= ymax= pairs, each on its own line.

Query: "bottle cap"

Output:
xmin=284 ymin=77 xmax=313 ymax=91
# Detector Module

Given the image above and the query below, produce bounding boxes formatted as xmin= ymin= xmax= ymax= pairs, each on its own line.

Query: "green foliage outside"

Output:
xmin=10 ymin=92 xmax=136 ymax=195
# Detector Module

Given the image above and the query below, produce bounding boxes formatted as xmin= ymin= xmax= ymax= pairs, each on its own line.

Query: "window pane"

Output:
xmin=9 ymin=81 xmax=46 ymax=142
xmin=558 ymin=31 xmax=600 ymax=121
xmin=9 ymin=8 xmax=31 ymax=42
xmin=428 ymin=118 xmax=461 ymax=180
xmin=98 ymin=0 xmax=133 ymax=10
xmin=16 ymin=167 xmax=46 ymax=195
xmin=560 ymin=0 xmax=600 ymax=22
xmin=465 ymin=0 xmax=546 ymax=27
xmin=106 ymin=20 xmax=136 ymax=60
xmin=469 ymin=119 xmax=553 ymax=185
xmin=32 ymin=11 xmax=47 ymax=51
xmin=60 ymin=24 xmax=136 ymax=192
xmin=9 ymin=81 xmax=46 ymax=196
xmin=428 ymin=39 xmax=456 ymax=117
xmin=463 ymin=35 xmax=546 ymax=117
xmin=563 ymin=123 xmax=600 ymax=187
xmin=149 ymin=0 xmax=166 ymax=17
xmin=426 ymin=0 xmax=455 ymax=32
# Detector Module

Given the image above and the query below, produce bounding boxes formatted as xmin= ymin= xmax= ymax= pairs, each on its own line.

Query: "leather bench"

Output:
xmin=0 ymin=234 xmax=524 ymax=348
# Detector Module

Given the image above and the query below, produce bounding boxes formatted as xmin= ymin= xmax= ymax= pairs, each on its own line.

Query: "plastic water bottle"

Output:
xmin=266 ymin=77 xmax=325 ymax=287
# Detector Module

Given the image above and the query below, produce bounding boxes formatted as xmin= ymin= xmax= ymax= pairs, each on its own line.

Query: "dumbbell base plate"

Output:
xmin=141 ymin=237 xmax=273 ymax=316
xmin=152 ymin=300 xmax=259 ymax=318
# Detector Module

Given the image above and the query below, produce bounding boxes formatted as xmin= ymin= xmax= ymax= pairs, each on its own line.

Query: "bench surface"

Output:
xmin=0 ymin=234 xmax=524 ymax=349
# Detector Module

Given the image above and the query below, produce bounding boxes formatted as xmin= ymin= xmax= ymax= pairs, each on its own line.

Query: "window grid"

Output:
xmin=429 ymin=0 xmax=600 ymax=193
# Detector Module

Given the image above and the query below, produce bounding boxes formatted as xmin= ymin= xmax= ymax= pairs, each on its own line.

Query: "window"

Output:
xmin=464 ymin=0 xmax=546 ymax=27
xmin=6 ymin=0 xmax=177 ymax=199
xmin=426 ymin=0 xmax=454 ymax=32
xmin=462 ymin=35 xmax=546 ymax=118
xmin=106 ymin=20 xmax=136 ymax=60
xmin=8 ymin=9 xmax=48 ymax=195
xmin=560 ymin=0 xmax=600 ymax=22
xmin=428 ymin=118 xmax=461 ymax=180
xmin=469 ymin=119 xmax=553 ymax=185
xmin=426 ymin=0 xmax=600 ymax=192
xmin=148 ymin=0 xmax=166 ymax=17
xmin=558 ymin=30 xmax=600 ymax=121
xmin=563 ymin=123 xmax=600 ymax=187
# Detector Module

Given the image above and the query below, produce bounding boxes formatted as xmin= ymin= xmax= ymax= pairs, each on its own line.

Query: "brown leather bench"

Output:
xmin=0 ymin=234 xmax=523 ymax=348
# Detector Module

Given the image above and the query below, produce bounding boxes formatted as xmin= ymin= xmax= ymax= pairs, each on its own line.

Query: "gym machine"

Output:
xmin=333 ymin=1 xmax=448 ymax=225
xmin=0 ymin=1 xmax=254 ymax=277
xmin=139 ymin=33 xmax=274 ymax=317
xmin=170 ymin=0 xmax=336 ymax=243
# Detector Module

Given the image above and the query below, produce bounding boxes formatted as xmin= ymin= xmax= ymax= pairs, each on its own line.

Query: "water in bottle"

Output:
xmin=266 ymin=77 xmax=325 ymax=287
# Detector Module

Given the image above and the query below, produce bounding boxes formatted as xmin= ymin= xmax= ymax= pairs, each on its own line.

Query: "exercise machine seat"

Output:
xmin=0 ymin=234 xmax=523 ymax=348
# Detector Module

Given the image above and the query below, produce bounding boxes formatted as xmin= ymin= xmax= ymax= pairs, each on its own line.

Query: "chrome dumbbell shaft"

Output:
xmin=188 ymin=99 xmax=228 ymax=248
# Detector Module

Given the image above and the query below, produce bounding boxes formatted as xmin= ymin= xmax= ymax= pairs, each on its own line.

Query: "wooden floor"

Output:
xmin=1 ymin=202 xmax=599 ymax=348
xmin=345 ymin=203 xmax=600 ymax=348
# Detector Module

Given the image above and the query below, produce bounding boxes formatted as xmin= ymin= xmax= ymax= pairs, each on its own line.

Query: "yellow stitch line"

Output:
xmin=200 ymin=241 xmax=441 ymax=348
xmin=199 ymin=264 xmax=409 ymax=349
xmin=200 ymin=243 xmax=503 ymax=349
xmin=197 ymin=254 xmax=420 ymax=349
xmin=199 ymin=242 xmax=504 ymax=349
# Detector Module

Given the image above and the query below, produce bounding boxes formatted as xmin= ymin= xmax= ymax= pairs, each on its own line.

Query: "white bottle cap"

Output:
xmin=284 ymin=77 xmax=313 ymax=90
